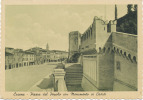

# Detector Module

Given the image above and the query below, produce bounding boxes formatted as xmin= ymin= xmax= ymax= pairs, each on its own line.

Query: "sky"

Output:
xmin=5 ymin=5 xmax=127 ymax=51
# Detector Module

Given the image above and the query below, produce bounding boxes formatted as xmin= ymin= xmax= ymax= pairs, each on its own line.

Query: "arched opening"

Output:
xmin=103 ymin=47 xmax=106 ymax=53
xmin=9 ymin=65 xmax=11 ymax=69
xmin=128 ymin=54 xmax=131 ymax=59
xmin=16 ymin=63 xmax=18 ymax=68
xmin=107 ymin=47 xmax=110 ymax=53
xmin=99 ymin=47 xmax=101 ymax=52
xmin=5 ymin=65 xmax=7 ymax=70
xmin=128 ymin=54 xmax=133 ymax=62
xmin=113 ymin=47 xmax=116 ymax=51
xmin=120 ymin=50 xmax=123 ymax=56
xmin=91 ymin=28 xmax=92 ymax=37
xmin=120 ymin=50 xmax=122 ymax=54
xmin=133 ymin=56 xmax=137 ymax=63
xmin=86 ymin=33 xmax=88 ymax=39
xmin=117 ymin=48 xmax=119 ymax=53
xmin=124 ymin=52 xmax=126 ymax=57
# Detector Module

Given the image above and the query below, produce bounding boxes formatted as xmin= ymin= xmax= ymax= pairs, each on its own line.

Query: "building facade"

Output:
xmin=5 ymin=46 xmax=68 ymax=69
xmin=69 ymin=16 xmax=137 ymax=91
xmin=27 ymin=47 xmax=43 ymax=65
xmin=23 ymin=51 xmax=35 ymax=66
xmin=5 ymin=52 xmax=14 ymax=69
xmin=69 ymin=31 xmax=81 ymax=58
xmin=5 ymin=48 xmax=36 ymax=69
xmin=40 ymin=49 xmax=50 ymax=63
xmin=13 ymin=49 xmax=24 ymax=68
xmin=50 ymin=50 xmax=68 ymax=62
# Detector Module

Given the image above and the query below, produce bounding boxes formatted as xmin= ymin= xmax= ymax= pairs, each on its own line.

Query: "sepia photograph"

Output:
xmin=5 ymin=4 xmax=138 ymax=92
xmin=1 ymin=0 xmax=142 ymax=99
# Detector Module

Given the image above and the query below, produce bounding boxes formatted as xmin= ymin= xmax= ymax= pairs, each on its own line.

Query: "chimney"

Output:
xmin=107 ymin=20 xmax=117 ymax=32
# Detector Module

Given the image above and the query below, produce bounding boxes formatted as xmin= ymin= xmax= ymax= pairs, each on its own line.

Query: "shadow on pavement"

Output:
xmin=37 ymin=74 xmax=54 ymax=89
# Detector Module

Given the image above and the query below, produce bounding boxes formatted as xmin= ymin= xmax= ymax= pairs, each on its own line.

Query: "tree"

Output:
xmin=134 ymin=5 xmax=137 ymax=11
xmin=115 ymin=5 xmax=117 ymax=20
xmin=117 ymin=4 xmax=137 ymax=35
xmin=127 ymin=4 xmax=133 ymax=14
xmin=69 ymin=53 xmax=80 ymax=63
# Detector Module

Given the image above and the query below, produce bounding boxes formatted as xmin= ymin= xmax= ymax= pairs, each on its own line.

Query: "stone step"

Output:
xmin=65 ymin=67 xmax=82 ymax=69
xmin=66 ymin=81 xmax=82 ymax=83
xmin=65 ymin=73 xmax=83 ymax=75
xmin=65 ymin=78 xmax=82 ymax=81
xmin=65 ymin=70 xmax=83 ymax=72
xmin=66 ymin=83 xmax=82 ymax=85
xmin=65 ymin=67 xmax=82 ymax=70
xmin=66 ymin=70 xmax=82 ymax=72
xmin=66 ymin=73 xmax=83 ymax=74
xmin=66 ymin=79 xmax=82 ymax=81
xmin=65 ymin=77 xmax=82 ymax=81
xmin=65 ymin=76 xmax=83 ymax=79
xmin=66 ymin=78 xmax=82 ymax=80
xmin=65 ymin=70 xmax=82 ymax=72
xmin=65 ymin=64 xmax=83 ymax=86
xmin=67 ymin=75 xmax=82 ymax=76
xmin=66 ymin=82 xmax=82 ymax=84
xmin=65 ymin=68 xmax=82 ymax=70
xmin=65 ymin=76 xmax=83 ymax=78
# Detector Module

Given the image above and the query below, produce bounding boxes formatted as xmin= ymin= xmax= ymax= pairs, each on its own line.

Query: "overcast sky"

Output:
xmin=5 ymin=5 xmax=127 ymax=51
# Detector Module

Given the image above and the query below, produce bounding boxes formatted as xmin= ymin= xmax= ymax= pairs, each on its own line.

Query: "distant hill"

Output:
xmin=117 ymin=11 xmax=137 ymax=35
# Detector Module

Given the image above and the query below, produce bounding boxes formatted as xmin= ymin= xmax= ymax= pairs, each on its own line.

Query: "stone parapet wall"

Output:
xmin=81 ymin=76 xmax=98 ymax=91
xmin=113 ymin=80 xmax=137 ymax=91
xmin=69 ymin=16 xmax=137 ymax=91
xmin=112 ymin=32 xmax=137 ymax=54
xmin=113 ymin=52 xmax=137 ymax=90
xmin=97 ymin=53 xmax=114 ymax=90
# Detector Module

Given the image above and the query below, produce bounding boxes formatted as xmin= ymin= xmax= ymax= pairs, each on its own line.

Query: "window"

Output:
xmin=74 ymin=38 xmax=77 ymax=45
xmin=86 ymin=45 xmax=89 ymax=48
xmin=91 ymin=28 xmax=92 ymax=37
xmin=116 ymin=61 xmax=121 ymax=71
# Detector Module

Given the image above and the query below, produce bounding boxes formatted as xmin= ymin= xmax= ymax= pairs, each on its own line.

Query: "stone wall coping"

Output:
xmin=113 ymin=32 xmax=137 ymax=37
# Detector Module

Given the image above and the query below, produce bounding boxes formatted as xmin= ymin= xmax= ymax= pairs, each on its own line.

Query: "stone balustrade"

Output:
xmin=53 ymin=69 xmax=67 ymax=91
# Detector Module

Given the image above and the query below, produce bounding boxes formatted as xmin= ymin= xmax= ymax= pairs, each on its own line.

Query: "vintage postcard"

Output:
xmin=0 ymin=0 xmax=143 ymax=99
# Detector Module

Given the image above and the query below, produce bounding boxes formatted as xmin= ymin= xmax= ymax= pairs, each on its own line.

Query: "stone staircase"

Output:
xmin=65 ymin=63 xmax=83 ymax=91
